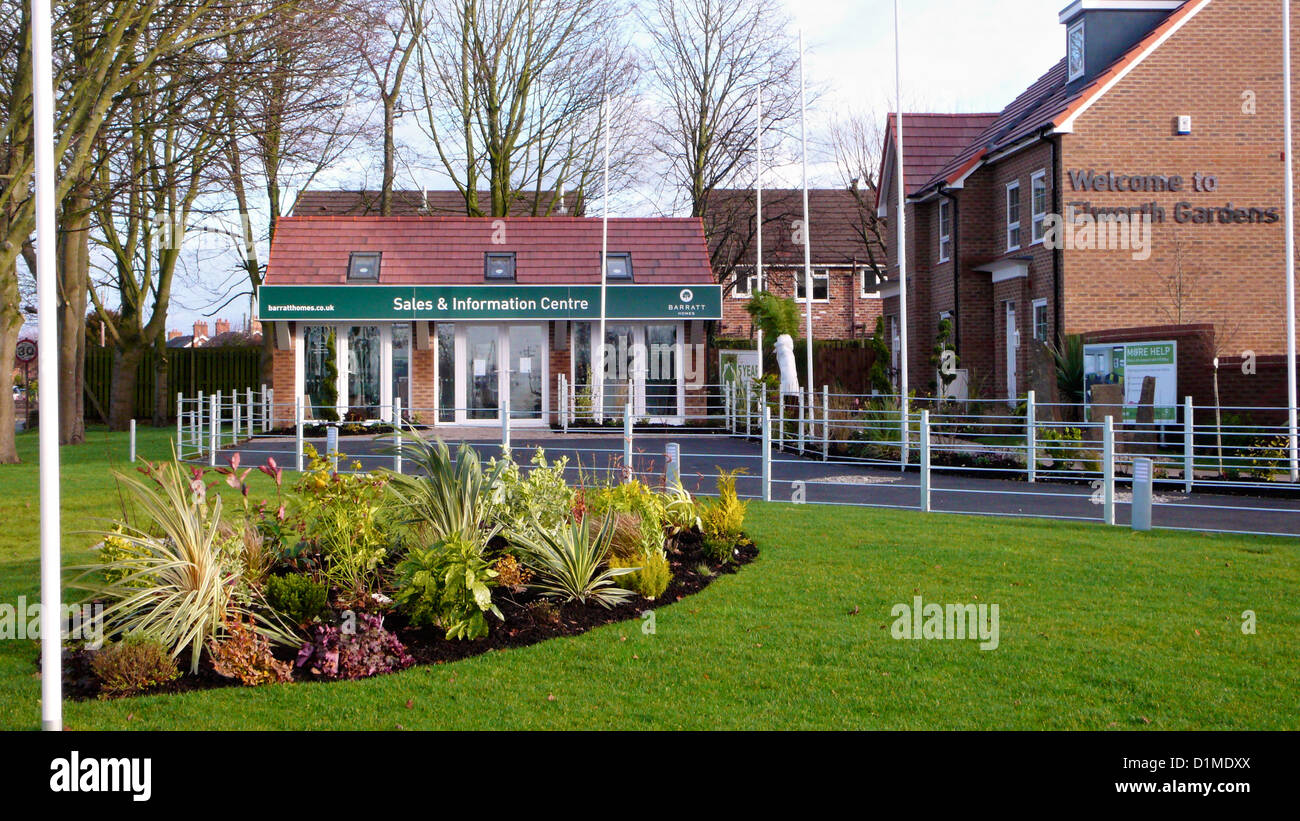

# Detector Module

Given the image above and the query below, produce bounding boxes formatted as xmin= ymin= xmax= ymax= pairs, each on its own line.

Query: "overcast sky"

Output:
xmin=143 ymin=0 xmax=1074 ymax=334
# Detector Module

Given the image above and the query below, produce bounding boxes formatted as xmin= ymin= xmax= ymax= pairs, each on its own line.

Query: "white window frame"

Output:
xmin=1032 ymin=298 xmax=1049 ymax=343
xmin=1006 ymin=181 xmax=1022 ymax=252
xmin=938 ymin=200 xmax=952 ymax=263
xmin=796 ymin=269 xmax=831 ymax=303
xmin=1030 ymin=170 xmax=1048 ymax=244
xmin=731 ymin=268 xmax=757 ymax=299
xmin=860 ymin=267 xmax=883 ymax=299
xmin=1067 ymin=20 xmax=1086 ymax=82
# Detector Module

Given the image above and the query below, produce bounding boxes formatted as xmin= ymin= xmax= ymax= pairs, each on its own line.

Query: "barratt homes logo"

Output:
xmin=679 ymin=288 xmax=693 ymax=303
xmin=50 ymin=751 xmax=152 ymax=802
xmin=890 ymin=595 xmax=1000 ymax=650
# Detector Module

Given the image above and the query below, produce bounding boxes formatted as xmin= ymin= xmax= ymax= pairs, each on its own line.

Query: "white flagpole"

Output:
xmin=596 ymin=95 xmax=610 ymax=422
xmin=799 ymin=29 xmax=814 ymax=393
xmin=894 ymin=0 xmax=910 ymax=410
xmin=1284 ymin=0 xmax=1298 ymax=482
xmin=755 ymin=89 xmax=764 ymax=373
xmin=32 ymin=0 xmax=63 ymax=731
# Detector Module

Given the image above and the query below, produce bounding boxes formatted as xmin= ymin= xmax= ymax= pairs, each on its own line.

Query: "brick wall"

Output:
xmin=718 ymin=265 xmax=883 ymax=339
xmin=271 ymin=340 xmax=295 ymax=427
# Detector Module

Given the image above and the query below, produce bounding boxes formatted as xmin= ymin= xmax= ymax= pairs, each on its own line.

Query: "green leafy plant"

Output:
xmin=72 ymin=457 xmax=296 ymax=673
xmin=487 ymin=448 xmax=575 ymax=537
xmin=610 ymin=550 xmax=671 ymax=599
xmin=510 ymin=513 xmax=636 ymax=607
xmin=319 ymin=329 xmax=340 ymax=422
xmin=745 ymin=291 xmax=801 ymax=341
xmin=395 ymin=534 xmax=502 ymax=640
xmin=660 ymin=480 xmax=701 ymax=538
xmin=89 ymin=635 xmax=180 ymax=699
xmin=700 ymin=469 xmax=748 ymax=564
xmin=208 ymin=616 xmax=294 ymax=686
xmin=386 ymin=435 xmax=504 ymax=544
xmin=585 ymin=480 xmax=667 ymax=559
xmin=265 ymin=573 xmax=330 ymax=627
xmin=1047 ymin=333 xmax=1084 ymax=405
xmin=931 ymin=317 xmax=959 ymax=397
xmin=867 ymin=316 xmax=894 ymax=395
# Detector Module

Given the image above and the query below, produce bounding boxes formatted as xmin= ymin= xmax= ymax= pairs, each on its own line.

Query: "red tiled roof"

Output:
xmin=263 ymin=216 xmax=714 ymax=286
xmin=705 ymin=188 xmax=882 ymax=267
xmin=292 ymin=189 xmax=583 ymax=217
xmin=880 ymin=113 xmax=1000 ymax=202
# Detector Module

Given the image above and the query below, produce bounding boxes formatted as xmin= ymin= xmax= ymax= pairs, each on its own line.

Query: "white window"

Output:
xmin=1068 ymin=20 xmax=1086 ymax=81
xmin=796 ymin=269 xmax=830 ymax=302
xmin=1031 ymin=170 xmax=1048 ymax=244
xmin=731 ymin=269 xmax=757 ymax=298
xmin=1006 ymin=181 xmax=1021 ymax=251
xmin=1032 ymin=298 xmax=1049 ymax=342
xmin=861 ymin=267 xmax=883 ymax=298
xmin=938 ymin=200 xmax=953 ymax=263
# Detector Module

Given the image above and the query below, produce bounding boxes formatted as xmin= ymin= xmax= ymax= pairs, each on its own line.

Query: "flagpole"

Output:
xmin=32 ymin=0 xmax=63 ymax=731
xmin=1284 ymin=0 xmax=1298 ymax=482
xmin=894 ymin=0 xmax=910 ymax=421
xmin=755 ymin=90 xmax=764 ymax=374
xmin=596 ymin=95 xmax=610 ymax=422
xmin=799 ymin=29 xmax=814 ymax=393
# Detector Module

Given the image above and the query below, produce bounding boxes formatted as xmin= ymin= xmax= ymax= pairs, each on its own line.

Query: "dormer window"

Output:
xmin=604 ymin=252 xmax=632 ymax=280
xmin=485 ymin=252 xmax=516 ymax=280
xmin=1067 ymin=20 xmax=1085 ymax=81
xmin=348 ymin=251 xmax=381 ymax=281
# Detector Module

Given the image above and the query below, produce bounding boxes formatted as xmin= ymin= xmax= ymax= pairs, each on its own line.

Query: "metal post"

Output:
xmin=501 ymin=398 xmax=511 ymax=455
xmin=232 ymin=394 xmax=240 ymax=446
xmin=559 ymin=373 xmax=568 ymax=432
xmin=900 ymin=394 xmax=910 ymax=470
xmin=822 ymin=385 xmax=829 ymax=461
xmin=1183 ymin=396 xmax=1194 ymax=494
xmin=1103 ymin=415 xmax=1115 ymax=526
xmin=261 ymin=384 xmax=269 ymax=432
xmin=761 ymin=406 xmax=772 ymax=502
xmin=393 ymin=396 xmax=403 ymax=474
xmin=175 ymin=392 xmax=183 ymax=456
xmin=623 ymin=401 xmax=633 ymax=482
xmin=197 ymin=391 xmax=205 ymax=456
xmin=666 ymin=442 xmax=680 ymax=486
xmin=295 ymin=396 xmax=305 ymax=473
xmin=919 ymin=409 xmax=931 ymax=512
xmin=744 ymin=382 xmax=752 ymax=438
xmin=129 ymin=419 xmax=136 ymax=463
xmin=777 ymin=393 xmax=785 ymax=450
xmin=209 ymin=393 xmax=219 ymax=467
xmin=798 ymin=388 xmax=807 ymax=453
xmin=246 ymin=387 xmax=254 ymax=438
xmin=1026 ymin=389 xmax=1037 ymax=483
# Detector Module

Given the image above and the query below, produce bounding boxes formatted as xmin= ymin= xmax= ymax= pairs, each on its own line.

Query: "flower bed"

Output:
xmin=57 ymin=438 xmax=756 ymax=700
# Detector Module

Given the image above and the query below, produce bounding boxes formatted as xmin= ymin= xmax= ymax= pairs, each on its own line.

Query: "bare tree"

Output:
xmin=640 ymin=0 xmax=800 ymax=219
xmin=829 ymin=110 xmax=888 ymax=275
xmin=354 ymin=0 xmax=424 ymax=216
xmin=408 ymin=0 xmax=642 ymax=217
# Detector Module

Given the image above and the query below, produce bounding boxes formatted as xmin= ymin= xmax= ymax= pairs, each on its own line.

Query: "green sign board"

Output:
xmin=1083 ymin=340 xmax=1178 ymax=422
xmin=257 ymin=284 xmax=722 ymax=322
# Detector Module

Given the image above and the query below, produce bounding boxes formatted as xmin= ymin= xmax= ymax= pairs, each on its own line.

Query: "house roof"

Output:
xmin=899 ymin=0 xmax=1204 ymax=199
xmin=262 ymin=216 xmax=715 ymax=286
xmin=292 ymin=189 xmax=583 ymax=218
xmin=878 ymin=113 xmax=1000 ymax=206
xmin=705 ymin=188 xmax=883 ymax=267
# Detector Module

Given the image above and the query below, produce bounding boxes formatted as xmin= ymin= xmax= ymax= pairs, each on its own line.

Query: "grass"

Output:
xmin=0 ymin=425 xmax=1296 ymax=730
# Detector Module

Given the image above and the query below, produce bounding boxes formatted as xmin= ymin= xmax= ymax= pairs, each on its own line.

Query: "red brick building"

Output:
xmin=880 ymin=0 xmax=1298 ymax=408
xmin=705 ymin=188 xmax=885 ymax=340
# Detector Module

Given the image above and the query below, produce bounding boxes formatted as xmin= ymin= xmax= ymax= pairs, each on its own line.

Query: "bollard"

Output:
xmin=209 ymin=393 xmax=219 ymax=467
xmin=822 ymin=385 xmax=829 ymax=461
xmin=777 ymin=393 xmax=785 ymax=451
xmin=175 ymin=392 xmax=182 ymax=457
xmin=798 ymin=389 xmax=806 ymax=453
xmin=129 ymin=419 xmax=136 ymax=464
xmin=665 ymin=442 xmax=680 ymax=486
xmin=326 ymin=425 xmax=339 ymax=472
xmin=622 ymin=402 xmax=633 ymax=482
xmin=1183 ymin=396 xmax=1194 ymax=494
xmin=265 ymin=387 xmax=274 ymax=433
xmin=294 ymin=397 xmax=305 ymax=473
xmin=744 ymin=382 xmax=752 ymax=439
xmin=1131 ymin=456 xmax=1154 ymax=531
xmin=900 ymin=394 xmax=910 ymax=471
xmin=761 ymin=406 xmax=772 ymax=502
xmin=246 ymin=388 xmax=254 ymax=438
xmin=1103 ymin=415 xmax=1115 ymax=526
xmin=919 ymin=410 xmax=930 ymax=512
xmin=393 ymin=397 xmax=403 ymax=474
xmin=1026 ymin=389 xmax=1037 ymax=484
xmin=501 ymin=399 xmax=511 ymax=455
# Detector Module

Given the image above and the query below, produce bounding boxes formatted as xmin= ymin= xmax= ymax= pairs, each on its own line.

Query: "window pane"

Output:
xmin=392 ymin=324 xmax=410 ymax=420
xmin=303 ymin=326 xmax=336 ymax=420
xmin=465 ymin=325 xmax=499 ymax=420
xmin=509 ymin=325 xmax=544 ymax=420
xmin=645 ymin=325 xmax=677 ymax=416
xmin=347 ymin=326 xmax=381 ymax=420
xmin=437 ymin=323 xmax=455 ymax=423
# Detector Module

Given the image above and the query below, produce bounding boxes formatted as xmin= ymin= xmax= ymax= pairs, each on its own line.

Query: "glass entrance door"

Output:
xmin=508 ymin=325 xmax=544 ymax=421
xmin=348 ymin=326 xmax=381 ymax=420
xmin=644 ymin=324 xmax=678 ymax=418
xmin=465 ymin=324 xmax=500 ymax=421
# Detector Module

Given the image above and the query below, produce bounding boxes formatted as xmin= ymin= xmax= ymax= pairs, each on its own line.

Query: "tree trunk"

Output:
xmin=151 ymin=338 xmax=168 ymax=427
xmin=0 ymin=260 xmax=21 ymax=463
xmin=57 ymin=190 xmax=89 ymax=444
xmin=108 ymin=345 xmax=145 ymax=431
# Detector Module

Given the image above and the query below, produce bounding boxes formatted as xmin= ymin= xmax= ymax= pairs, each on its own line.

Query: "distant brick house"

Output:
xmin=879 ymin=0 xmax=1298 ymax=409
xmin=705 ymin=188 xmax=885 ymax=340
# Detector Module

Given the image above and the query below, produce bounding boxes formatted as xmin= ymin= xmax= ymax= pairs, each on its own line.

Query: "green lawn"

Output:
xmin=0 ymin=425 xmax=1296 ymax=730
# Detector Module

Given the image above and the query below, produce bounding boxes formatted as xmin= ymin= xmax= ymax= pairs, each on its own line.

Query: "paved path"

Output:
xmin=208 ymin=428 xmax=1300 ymax=538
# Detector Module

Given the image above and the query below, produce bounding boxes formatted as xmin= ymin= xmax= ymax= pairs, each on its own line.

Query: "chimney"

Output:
xmin=215 ymin=318 xmax=231 ymax=335
xmin=167 ymin=329 xmax=181 ymax=341
xmin=193 ymin=321 xmax=208 ymax=339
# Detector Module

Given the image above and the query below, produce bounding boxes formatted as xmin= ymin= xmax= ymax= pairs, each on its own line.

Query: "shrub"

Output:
xmin=394 ymin=535 xmax=502 ymax=640
xmin=586 ymin=480 xmax=667 ymax=558
xmin=96 ymin=526 xmax=153 ymax=588
xmin=291 ymin=446 xmax=393 ymax=604
xmin=660 ymin=481 xmax=701 ymax=538
xmin=699 ymin=469 xmax=747 ymax=564
xmin=386 ymin=436 xmax=503 ymax=545
xmin=295 ymin=613 xmax=413 ymax=680
xmin=493 ymin=554 xmax=532 ymax=591
xmin=72 ymin=458 xmax=296 ymax=673
xmin=90 ymin=635 xmax=180 ymax=699
xmin=217 ymin=519 xmax=275 ymax=590
xmin=610 ymin=550 xmax=671 ymax=600
xmin=607 ymin=511 xmax=646 ymax=560
xmin=510 ymin=513 xmax=636 ymax=607
xmin=265 ymin=573 xmax=330 ymax=627
xmin=208 ymin=616 xmax=294 ymax=686
xmin=488 ymin=448 xmax=574 ymax=537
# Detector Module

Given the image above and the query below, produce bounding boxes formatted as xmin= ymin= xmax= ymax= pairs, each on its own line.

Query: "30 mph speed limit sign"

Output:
xmin=15 ymin=339 xmax=36 ymax=363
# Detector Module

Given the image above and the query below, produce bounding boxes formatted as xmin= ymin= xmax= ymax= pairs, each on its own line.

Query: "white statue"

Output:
xmin=774 ymin=334 xmax=800 ymax=396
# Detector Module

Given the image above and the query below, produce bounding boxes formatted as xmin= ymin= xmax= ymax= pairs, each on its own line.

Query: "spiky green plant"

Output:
xmin=72 ymin=458 xmax=295 ymax=673
xmin=385 ymin=435 xmax=504 ymax=545
xmin=509 ymin=512 xmax=635 ymax=607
